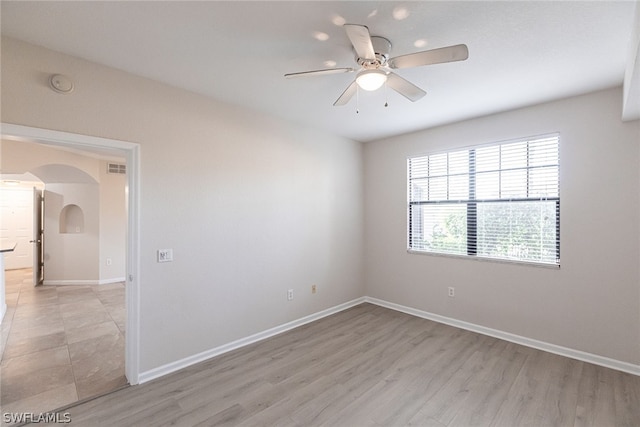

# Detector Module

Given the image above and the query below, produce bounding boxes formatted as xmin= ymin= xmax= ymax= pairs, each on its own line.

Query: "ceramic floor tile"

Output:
xmin=2 ymin=331 xmax=68 ymax=361
xmin=93 ymin=282 xmax=125 ymax=292
xmin=94 ymin=289 xmax=125 ymax=306
xmin=63 ymin=310 xmax=113 ymax=333
xmin=70 ymin=333 xmax=127 ymax=400
xmin=56 ymin=285 xmax=92 ymax=293
xmin=6 ymin=321 xmax=66 ymax=342
xmin=1 ymin=306 xmax=16 ymax=330
xmin=105 ymin=306 xmax=126 ymax=332
xmin=75 ymin=374 xmax=128 ymax=401
xmin=57 ymin=294 xmax=100 ymax=305
xmin=5 ymin=291 xmax=20 ymax=306
xmin=14 ymin=295 xmax=59 ymax=308
xmin=8 ymin=311 xmax=64 ymax=331
xmin=12 ymin=304 xmax=60 ymax=322
xmin=1 ymin=345 xmax=71 ymax=376
xmin=59 ymin=299 xmax=108 ymax=318
xmin=68 ymin=332 xmax=124 ymax=364
xmin=57 ymin=289 xmax=99 ymax=304
xmin=66 ymin=321 xmax=120 ymax=345
xmin=1 ymin=347 xmax=74 ymax=404
xmin=0 ymin=382 xmax=78 ymax=423
xmin=17 ymin=286 xmax=57 ymax=295
xmin=0 ymin=269 xmax=127 ymax=414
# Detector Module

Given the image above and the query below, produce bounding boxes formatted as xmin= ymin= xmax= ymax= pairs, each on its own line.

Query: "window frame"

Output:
xmin=407 ymin=134 xmax=560 ymax=268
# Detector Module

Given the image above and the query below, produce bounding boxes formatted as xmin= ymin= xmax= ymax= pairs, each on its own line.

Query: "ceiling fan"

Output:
xmin=285 ymin=24 xmax=469 ymax=106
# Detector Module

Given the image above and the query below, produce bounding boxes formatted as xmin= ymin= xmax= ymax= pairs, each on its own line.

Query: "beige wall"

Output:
xmin=364 ymin=87 xmax=640 ymax=365
xmin=1 ymin=37 xmax=365 ymax=372
xmin=44 ymin=183 xmax=100 ymax=282
xmin=1 ymin=139 xmax=126 ymax=284
xmin=98 ymin=161 xmax=126 ymax=282
xmin=1 ymin=139 xmax=100 ymax=180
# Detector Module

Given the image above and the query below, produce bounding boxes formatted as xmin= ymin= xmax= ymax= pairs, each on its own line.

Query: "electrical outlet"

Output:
xmin=448 ymin=287 xmax=455 ymax=297
xmin=311 ymin=285 xmax=317 ymax=294
xmin=287 ymin=289 xmax=294 ymax=301
xmin=157 ymin=249 xmax=173 ymax=263
xmin=106 ymin=258 xmax=112 ymax=266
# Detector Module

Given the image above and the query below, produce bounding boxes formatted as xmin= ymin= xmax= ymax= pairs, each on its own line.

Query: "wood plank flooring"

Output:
xmin=56 ymin=303 xmax=640 ymax=426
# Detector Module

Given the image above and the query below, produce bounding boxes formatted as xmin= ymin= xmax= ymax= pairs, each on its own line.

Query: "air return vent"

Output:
xmin=107 ymin=163 xmax=126 ymax=175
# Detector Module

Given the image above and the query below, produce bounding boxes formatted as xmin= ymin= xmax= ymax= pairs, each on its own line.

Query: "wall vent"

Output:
xmin=107 ymin=163 xmax=126 ymax=175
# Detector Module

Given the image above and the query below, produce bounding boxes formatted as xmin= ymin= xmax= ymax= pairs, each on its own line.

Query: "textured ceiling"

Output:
xmin=1 ymin=1 xmax=637 ymax=142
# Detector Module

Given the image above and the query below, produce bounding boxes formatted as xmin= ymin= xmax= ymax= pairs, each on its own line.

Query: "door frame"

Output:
xmin=1 ymin=123 xmax=141 ymax=384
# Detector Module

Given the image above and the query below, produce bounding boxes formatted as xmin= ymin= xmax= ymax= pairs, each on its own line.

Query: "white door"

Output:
xmin=0 ymin=187 xmax=34 ymax=270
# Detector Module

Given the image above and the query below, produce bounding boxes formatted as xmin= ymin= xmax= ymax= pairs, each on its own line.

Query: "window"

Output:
xmin=408 ymin=135 xmax=559 ymax=266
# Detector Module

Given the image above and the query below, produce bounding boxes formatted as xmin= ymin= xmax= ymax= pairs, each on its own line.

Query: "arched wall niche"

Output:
xmin=60 ymin=203 xmax=84 ymax=233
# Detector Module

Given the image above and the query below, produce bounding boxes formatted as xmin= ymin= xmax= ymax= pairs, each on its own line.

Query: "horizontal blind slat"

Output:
xmin=408 ymin=135 xmax=560 ymax=265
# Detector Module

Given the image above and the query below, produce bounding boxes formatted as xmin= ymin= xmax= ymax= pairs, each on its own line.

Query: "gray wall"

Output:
xmin=364 ymin=87 xmax=640 ymax=365
xmin=3 ymin=35 xmax=638 ymax=373
xmin=1 ymin=37 xmax=365 ymax=372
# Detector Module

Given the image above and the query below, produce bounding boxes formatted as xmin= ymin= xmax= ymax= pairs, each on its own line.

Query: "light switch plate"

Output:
xmin=158 ymin=249 xmax=173 ymax=263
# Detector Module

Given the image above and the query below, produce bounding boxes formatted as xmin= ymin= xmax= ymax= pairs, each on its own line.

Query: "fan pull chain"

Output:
xmin=356 ymin=85 xmax=360 ymax=114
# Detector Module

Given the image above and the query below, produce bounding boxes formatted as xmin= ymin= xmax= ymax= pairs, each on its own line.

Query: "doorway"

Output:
xmin=0 ymin=124 xmax=140 ymax=407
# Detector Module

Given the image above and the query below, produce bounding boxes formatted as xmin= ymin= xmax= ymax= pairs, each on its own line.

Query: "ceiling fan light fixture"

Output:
xmin=356 ymin=69 xmax=387 ymax=91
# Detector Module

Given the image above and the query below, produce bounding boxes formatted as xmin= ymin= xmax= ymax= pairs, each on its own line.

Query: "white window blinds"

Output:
xmin=408 ymin=135 xmax=559 ymax=266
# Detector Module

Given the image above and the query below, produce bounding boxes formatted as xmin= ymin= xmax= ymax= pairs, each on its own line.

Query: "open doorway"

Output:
xmin=0 ymin=124 xmax=139 ymax=415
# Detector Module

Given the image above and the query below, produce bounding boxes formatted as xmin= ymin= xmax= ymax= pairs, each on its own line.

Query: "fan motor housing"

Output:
xmin=357 ymin=36 xmax=392 ymax=68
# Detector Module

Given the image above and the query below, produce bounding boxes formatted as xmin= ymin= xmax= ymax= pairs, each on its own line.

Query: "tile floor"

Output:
xmin=0 ymin=268 xmax=127 ymax=418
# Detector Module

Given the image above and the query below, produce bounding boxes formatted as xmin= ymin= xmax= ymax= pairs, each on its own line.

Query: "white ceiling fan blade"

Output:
xmin=389 ymin=44 xmax=469 ymax=69
xmin=333 ymin=81 xmax=358 ymax=106
xmin=344 ymin=24 xmax=375 ymax=60
xmin=386 ymin=72 xmax=426 ymax=102
xmin=285 ymin=68 xmax=354 ymax=78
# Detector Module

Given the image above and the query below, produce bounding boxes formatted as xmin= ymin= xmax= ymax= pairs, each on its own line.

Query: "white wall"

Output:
xmin=364 ymin=87 xmax=640 ymax=365
xmin=1 ymin=37 xmax=365 ymax=372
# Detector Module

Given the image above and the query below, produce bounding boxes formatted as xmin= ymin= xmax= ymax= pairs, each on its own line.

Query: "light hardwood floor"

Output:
xmin=56 ymin=303 xmax=639 ymax=426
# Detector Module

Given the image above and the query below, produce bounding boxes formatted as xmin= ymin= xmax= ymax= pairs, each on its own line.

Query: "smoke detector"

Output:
xmin=49 ymin=74 xmax=74 ymax=94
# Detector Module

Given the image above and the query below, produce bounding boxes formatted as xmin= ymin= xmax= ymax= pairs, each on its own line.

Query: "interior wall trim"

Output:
xmin=138 ymin=297 xmax=367 ymax=384
xmin=365 ymin=297 xmax=640 ymax=377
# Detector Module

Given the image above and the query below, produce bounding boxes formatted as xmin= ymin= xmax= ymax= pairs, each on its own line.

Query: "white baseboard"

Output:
xmin=138 ymin=294 xmax=639 ymax=385
xmin=43 ymin=277 xmax=125 ymax=286
xmin=365 ymin=297 xmax=640 ymax=377
xmin=98 ymin=277 xmax=126 ymax=285
xmin=138 ymin=297 xmax=366 ymax=384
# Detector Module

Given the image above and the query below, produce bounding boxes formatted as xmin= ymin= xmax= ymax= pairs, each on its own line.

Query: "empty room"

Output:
xmin=1 ymin=1 xmax=639 ymax=426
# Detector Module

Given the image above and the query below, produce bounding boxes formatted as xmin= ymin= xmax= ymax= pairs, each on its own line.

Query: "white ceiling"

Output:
xmin=1 ymin=1 xmax=637 ymax=142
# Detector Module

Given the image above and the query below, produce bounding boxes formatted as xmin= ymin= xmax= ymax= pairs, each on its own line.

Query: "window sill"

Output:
xmin=407 ymin=249 xmax=561 ymax=269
